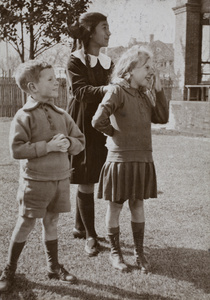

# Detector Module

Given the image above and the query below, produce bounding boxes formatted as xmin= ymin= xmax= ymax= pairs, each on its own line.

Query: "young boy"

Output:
xmin=0 ymin=60 xmax=85 ymax=292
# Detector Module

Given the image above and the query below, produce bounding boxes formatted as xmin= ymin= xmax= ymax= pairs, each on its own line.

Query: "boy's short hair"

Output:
xmin=15 ymin=60 xmax=52 ymax=93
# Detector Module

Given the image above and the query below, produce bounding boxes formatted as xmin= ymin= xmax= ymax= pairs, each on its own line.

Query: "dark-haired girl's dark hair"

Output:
xmin=69 ymin=12 xmax=107 ymax=51
xmin=68 ymin=12 xmax=107 ymax=85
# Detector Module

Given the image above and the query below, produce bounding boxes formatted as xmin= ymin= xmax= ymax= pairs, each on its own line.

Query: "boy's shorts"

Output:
xmin=17 ymin=177 xmax=71 ymax=218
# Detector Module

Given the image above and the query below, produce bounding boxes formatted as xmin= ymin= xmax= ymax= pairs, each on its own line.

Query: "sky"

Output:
xmin=87 ymin=0 xmax=176 ymax=47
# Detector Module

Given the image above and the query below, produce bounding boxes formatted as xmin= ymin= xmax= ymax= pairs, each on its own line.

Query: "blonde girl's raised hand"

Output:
xmin=151 ymin=69 xmax=162 ymax=92
xmin=146 ymin=68 xmax=162 ymax=107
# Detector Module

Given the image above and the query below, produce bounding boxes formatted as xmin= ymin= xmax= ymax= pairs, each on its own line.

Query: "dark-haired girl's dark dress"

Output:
xmin=67 ymin=49 xmax=113 ymax=184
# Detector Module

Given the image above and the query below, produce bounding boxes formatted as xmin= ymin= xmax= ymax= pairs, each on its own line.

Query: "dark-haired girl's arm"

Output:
xmin=92 ymin=86 xmax=122 ymax=136
xmin=67 ymin=56 xmax=111 ymax=104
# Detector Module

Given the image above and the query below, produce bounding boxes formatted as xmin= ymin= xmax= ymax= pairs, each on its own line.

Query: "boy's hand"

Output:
xmin=58 ymin=137 xmax=70 ymax=152
xmin=47 ymin=134 xmax=70 ymax=153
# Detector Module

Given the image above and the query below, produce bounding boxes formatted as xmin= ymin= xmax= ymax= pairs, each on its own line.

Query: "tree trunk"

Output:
xmin=20 ymin=15 xmax=25 ymax=62
xmin=29 ymin=0 xmax=34 ymax=59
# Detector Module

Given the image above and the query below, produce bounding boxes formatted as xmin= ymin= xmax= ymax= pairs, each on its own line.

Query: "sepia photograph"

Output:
xmin=0 ymin=0 xmax=209 ymax=299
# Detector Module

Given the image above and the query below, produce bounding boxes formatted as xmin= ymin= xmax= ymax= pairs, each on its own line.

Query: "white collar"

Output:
xmin=72 ymin=49 xmax=111 ymax=69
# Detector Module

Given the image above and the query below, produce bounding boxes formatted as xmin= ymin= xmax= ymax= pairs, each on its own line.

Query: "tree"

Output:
xmin=0 ymin=0 xmax=90 ymax=62
xmin=0 ymin=50 xmax=20 ymax=76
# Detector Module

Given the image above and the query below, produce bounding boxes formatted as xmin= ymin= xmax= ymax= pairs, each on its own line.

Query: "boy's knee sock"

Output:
xmin=7 ymin=240 xmax=26 ymax=270
xmin=44 ymin=239 xmax=59 ymax=271
xmin=75 ymin=191 xmax=85 ymax=232
xmin=77 ymin=191 xmax=96 ymax=238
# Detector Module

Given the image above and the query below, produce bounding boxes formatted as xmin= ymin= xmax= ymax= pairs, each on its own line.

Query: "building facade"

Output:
xmin=172 ymin=0 xmax=210 ymax=101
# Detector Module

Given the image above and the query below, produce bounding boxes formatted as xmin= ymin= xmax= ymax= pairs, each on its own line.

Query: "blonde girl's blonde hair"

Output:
xmin=111 ymin=45 xmax=153 ymax=84
xmin=15 ymin=60 xmax=52 ymax=93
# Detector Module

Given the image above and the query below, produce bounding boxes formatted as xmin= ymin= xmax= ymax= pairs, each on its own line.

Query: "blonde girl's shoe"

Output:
xmin=134 ymin=250 xmax=149 ymax=274
xmin=108 ymin=230 xmax=128 ymax=272
xmin=109 ymin=252 xmax=128 ymax=272
xmin=131 ymin=221 xmax=149 ymax=274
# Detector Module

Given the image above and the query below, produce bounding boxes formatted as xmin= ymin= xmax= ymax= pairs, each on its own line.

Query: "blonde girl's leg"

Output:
xmin=105 ymin=200 xmax=123 ymax=228
xmin=106 ymin=201 xmax=127 ymax=271
xmin=129 ymin=199 xmax=149 ymax=273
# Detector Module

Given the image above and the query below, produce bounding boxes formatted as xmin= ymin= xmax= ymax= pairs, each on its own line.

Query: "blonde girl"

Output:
xmin=92 ymin=46 xmax=169 ymax=273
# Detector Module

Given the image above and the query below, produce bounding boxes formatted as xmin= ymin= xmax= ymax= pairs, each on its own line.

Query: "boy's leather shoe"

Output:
xmin=72 ymin=228 xmax=86 ymax=239
xmin=48 ymin=264 xmax=77 ymax=283
xmin=85 ymin=237 xmax=100 ymax=257
xmin=0 ymin=265 xmax=16 ymax=293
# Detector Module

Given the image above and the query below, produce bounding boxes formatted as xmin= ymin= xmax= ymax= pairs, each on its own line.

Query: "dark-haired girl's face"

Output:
xmin=90 ymin=20 xmax=111 ymax=49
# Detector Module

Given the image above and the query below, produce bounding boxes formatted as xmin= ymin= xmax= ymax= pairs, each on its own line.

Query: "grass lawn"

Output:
xmin=0 ymin=118 xmax=209 ymax=300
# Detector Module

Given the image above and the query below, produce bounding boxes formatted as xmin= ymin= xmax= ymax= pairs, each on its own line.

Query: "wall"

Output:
xmin=202 ymin=0 xmax=210 ymax=12
xmin=168 ymin=101 xmax=210 ymax=136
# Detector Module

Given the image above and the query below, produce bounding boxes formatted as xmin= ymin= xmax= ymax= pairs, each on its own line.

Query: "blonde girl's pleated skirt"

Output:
xmin=97 ymin=162 xmax=157 ymax=203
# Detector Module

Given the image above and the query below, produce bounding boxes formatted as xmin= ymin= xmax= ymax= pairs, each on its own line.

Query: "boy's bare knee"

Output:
xmin=42 ymin=212 xmax=59 ymax=227
xmin=42 ymin=212 xmax=59 ymax=240
xmin=11 ymin=216 xmax=36 ymax=242
xmin=17 ymin=215 xmax=36 ymax=228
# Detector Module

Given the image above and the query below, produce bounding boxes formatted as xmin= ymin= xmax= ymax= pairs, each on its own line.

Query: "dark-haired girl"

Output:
xmin=66 ymin=12 xmax=112 ymax=256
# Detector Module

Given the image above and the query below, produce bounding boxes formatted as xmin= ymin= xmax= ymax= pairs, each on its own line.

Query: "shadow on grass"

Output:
xmin=121 ymin=244 xmax=210 ymax=294
xmin=0 ymin=245 xmax=209 ymax=299
xmin=0 ymin=275 xmax=177 ymax=300
xmin=91 ymin=239 xmax=210 ymax=294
